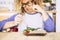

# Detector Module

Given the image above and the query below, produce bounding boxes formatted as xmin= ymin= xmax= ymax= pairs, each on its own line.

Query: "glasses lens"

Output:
xmin=22 ymin=2 xmax=29 ymax=5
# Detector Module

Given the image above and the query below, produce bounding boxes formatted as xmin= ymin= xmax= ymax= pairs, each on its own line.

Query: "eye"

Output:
xmin=34 ymin=8 xmax=37 ymax=10
xmin=27 ymin=4 xmax=31 ymax=6
xmin=23 ymin=5 xmax=26 ymax=7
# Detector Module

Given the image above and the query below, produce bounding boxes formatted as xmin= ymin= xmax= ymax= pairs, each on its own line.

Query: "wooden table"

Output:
xmin=0 ymin=32 xmax=58 ymax=40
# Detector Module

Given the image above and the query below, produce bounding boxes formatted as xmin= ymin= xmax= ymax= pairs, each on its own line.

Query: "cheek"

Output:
xmin=24 ymin=7 xmax=29 ymax=12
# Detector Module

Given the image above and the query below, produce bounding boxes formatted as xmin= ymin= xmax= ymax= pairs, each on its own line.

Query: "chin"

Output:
xmin=27 ymin=12 xmax=36 ymax=15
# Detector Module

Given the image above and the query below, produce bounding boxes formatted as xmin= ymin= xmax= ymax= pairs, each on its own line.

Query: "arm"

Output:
xmin=3 ymin=21 xmax=17 ymax=29
xmin=3 ymin=14 xmax=23 ymax=29
xmin=34 ymin=5 xmax=49 ymax=21
xmin=44 ymin=14 xmax=54 ymax=32
xmin=0 ymin=14 xmax=16 ymax=30
xmin=35 ymin=5 xmax=54 ymax=32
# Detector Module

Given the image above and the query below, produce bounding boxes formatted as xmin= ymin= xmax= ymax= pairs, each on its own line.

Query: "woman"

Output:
xmin=1 ymin=0 xmax=54 ymax=32
xmin=17 ymin=0 xmax=54 ymax=32
xmin=0 ymin=13 xmax=22 ymax=32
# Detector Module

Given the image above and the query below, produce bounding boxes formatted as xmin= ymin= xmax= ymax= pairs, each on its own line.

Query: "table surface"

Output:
xmin=0 ymin=32 xmax=59 ymax=40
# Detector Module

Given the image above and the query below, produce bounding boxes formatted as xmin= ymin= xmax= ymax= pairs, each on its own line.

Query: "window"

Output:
xmin=0 ymin=0 xmax=14 ymax=11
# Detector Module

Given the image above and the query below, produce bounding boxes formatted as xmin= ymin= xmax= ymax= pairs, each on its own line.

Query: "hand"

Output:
xmin=33 ymin=5 xmax=45 ymax=13
xmin=14 ymin=14 xmax=23 ymax=24
xmin=33 ymin=5 xmax=49 ymax=21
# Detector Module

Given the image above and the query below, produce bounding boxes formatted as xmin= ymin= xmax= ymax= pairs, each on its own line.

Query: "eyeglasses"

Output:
xmin=22 ymin=2 xmax=30 ymax=7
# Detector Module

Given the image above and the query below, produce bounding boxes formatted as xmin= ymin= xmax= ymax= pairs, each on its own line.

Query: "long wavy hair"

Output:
xmin=16 ymin=0 xmax=44 ymax=15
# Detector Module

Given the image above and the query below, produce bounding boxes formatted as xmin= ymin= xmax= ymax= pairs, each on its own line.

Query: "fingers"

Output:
xmin=15 ymin=15 xmax=23 ymax=24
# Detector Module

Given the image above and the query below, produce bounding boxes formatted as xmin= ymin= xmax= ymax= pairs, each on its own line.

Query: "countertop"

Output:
xmin=0 ymin=32 xmax=59 ymax=40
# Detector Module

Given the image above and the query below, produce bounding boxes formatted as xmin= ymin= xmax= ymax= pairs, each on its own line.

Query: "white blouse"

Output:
xmin=18 ymin=12 xmax=44 ymax=32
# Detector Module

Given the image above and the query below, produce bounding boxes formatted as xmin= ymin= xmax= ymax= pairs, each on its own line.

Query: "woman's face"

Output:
xmin=22 ymin=0 xmax=36 ymax=14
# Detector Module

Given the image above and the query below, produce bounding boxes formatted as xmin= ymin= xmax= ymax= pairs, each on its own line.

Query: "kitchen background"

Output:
xmin=0 ymin=0 xmax=56 ymax=32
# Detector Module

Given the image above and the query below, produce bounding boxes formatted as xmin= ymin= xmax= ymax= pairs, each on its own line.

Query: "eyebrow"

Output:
xmin=22 ymin=2 xmax=29 ymax=5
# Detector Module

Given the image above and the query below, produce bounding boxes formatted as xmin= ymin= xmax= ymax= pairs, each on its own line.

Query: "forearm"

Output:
xmin=3 ymin=21 xmax=18 ymax=29
xmin=3 ymin=19 xmax=22 ymax=29
xmin=41 ymin=10 xmax=49 ymax=21
xmin=44 ymin=15 xmax=54 ymax=32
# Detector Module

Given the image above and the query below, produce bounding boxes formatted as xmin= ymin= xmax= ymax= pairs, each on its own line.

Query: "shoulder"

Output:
xmin=15 ymin=14 xmax=23 ymax=19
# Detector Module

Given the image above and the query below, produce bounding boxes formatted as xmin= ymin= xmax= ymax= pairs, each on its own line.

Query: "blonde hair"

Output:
xmin=15 ymin=0 xmax=44 ymax=15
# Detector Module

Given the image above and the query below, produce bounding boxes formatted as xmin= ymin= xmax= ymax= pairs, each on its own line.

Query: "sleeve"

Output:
xmin=0 ymin=21 xmax=6 ymax=31
xmin=44 ymin=14 xmax=54 ymax=32
xmin=3 ymin=14 xmax=18 ymax=22
xmin=0 ymin=14 xmax=18 ymax=31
